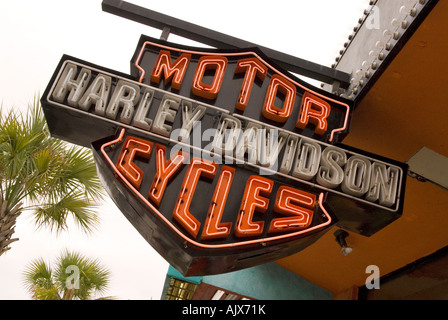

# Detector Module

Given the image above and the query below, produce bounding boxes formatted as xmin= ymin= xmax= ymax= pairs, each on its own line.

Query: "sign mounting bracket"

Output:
xmin=101 ymin=0 xmax=351 ymax=89
xmin=160 ymin=26 xmax=170 ymax=41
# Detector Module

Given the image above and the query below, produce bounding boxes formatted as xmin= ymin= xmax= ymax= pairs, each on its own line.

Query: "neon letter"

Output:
xmin=235 ymin=122 xmax=261 ymax=165
xmin=178 ymin=100 xmax=206 ymax=142
xmin=201 ymin=166 xmax=235 ymax=240
xmin=292 ymin=138 xmax=322 ymax=181
xmin=211 ymin=114 xmax=241 ymax=157
xmin=191 ymin=56 xmax=228 ymax=100
xmin=262 ymin=74 xmax=296 ymax=123
xmin=152 ymin=94 xmax=180 ymax=137
xmin=78 ymin=73 xmax=112 ymax=116
xmin=105 ymin=80 xmax=140 ymax=123
xmin=235 ymin=176 xmax=273 ymax=238
xmin=258 ymin=128 xmax=288 ymax=169
xmin=296 ymin=92 xmax=331 ymax=135
xmin=133 ymin=88 xmax=155 ymax=131
xmin=279 ymin=135 xmax=298 ymax=174
xmin=173 ymin=158 xmax=218 ymax=238
xmin=117 ymin=136 xmax=153 ymax=190
xmin=52 ymin=63 xmax=91 ymax=107
xmin=269 ymin=186 xmax=315 ymax=233
xmin=317 ymin=146 xmax=347 ymax=188
xmin=342 ymin=156 xmax=372 ymax=197
xmin=149 ymin=144 xmax=188 ymax=207
xmin=234 ymin=57 xmax=267 ymax=111
xmin=366 ymin=163 xmax=399 ymax=207
xmin=150 ymin=50 xmax=191 ymax=90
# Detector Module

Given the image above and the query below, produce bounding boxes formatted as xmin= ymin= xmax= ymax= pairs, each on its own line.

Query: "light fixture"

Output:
xmin=406 ymin=147 xmax=448 ymax=191
xmin=334 ymin=229 xmax=353 ymax=256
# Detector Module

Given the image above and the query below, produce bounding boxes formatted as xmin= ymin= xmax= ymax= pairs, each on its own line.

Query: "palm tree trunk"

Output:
xmin=0 ymin=200 xmax=22 ymax=256
xmin=63 ymin=288 xmax=75 ymax=300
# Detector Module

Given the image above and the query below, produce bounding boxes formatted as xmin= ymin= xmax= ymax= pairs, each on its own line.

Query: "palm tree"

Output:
xmin=0 ymin=101 xmax=105 ymax=256
xmin=23 ymin=249 xmax=114 ymax=300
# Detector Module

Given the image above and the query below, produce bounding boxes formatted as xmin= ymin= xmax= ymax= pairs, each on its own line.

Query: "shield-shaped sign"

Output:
xmin=41 ymin=36 xmax=406 ymax=276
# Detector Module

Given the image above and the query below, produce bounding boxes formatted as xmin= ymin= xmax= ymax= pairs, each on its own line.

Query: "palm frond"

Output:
xmin=31 ymin=192 xmax=100 ymax=234
xmin=51 ymin=145 xmax=105 ymax=202
xmin=1 ymin=100 xmax=105 ymax=238
xmin=31 ymin=286 xmax=62 ymax=300
xmin=95 ymin=296 xmax=117 ymax=300
xmin=23 ymin=249 xmax=114 ymax=300
xmin=54 ymin=250 xmax=112 ymax=300
xmin=22 ymin=257 xmax=59 ymax=298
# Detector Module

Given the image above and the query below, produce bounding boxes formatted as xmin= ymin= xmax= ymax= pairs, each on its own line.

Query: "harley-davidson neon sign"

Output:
xmin=41 ymin=36 xmax=407 ymax=276
xmin=131 ymin=37 xmax=352 ymax=144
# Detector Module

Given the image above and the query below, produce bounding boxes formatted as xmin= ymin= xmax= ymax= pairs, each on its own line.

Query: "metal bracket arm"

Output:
xmin=101 ymin=0 xmax=351 ymax=88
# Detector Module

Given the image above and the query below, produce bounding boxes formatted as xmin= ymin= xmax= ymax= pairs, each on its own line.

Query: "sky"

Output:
xmin=0 ymin=0 xmax=370 ymax=300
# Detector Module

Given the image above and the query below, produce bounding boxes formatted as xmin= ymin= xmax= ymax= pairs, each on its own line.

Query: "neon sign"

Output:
xmin=41 ymin=36 xmax=407 ymax=276
xmin=131 ymin=37 xmax=351 ymax=144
